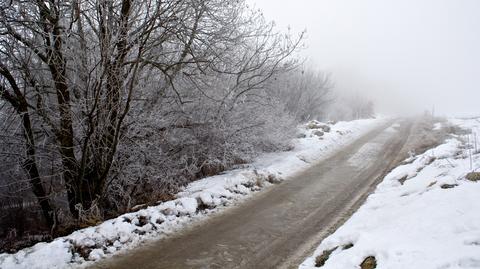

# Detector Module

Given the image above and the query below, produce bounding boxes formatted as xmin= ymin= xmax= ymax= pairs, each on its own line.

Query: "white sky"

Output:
xmin=247 ymin=0 xmax=480 ymax=117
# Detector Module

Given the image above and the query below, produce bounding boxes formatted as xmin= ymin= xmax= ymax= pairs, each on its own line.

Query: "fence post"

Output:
xmin=473 ymin=132 xmax=478 ymax=154
xmin=468 ymin=132 xmax=473 ymax=171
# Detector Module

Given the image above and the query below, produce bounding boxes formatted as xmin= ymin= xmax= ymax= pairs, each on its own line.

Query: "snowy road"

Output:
xmin=90 ymin=119 xmax=440 ymax=269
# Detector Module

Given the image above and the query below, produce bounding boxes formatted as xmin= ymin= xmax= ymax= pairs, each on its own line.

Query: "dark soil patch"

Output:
xmin=360 ymin=256 xmax=377 ymax=269
xmin=466 ymin=172 xmax=480 ymax=182
xmin=137 ymin=215 xmax=149 ymax=227
xmin=315 ymin=247 xmax=338 ymax=267
xmin=72 ymin=243 xmax=93 ymax=259
xmin=398 ymin=175 xmax=408 ymax=185
xmin=440 ymin=183 xmax=458 ymax=189
xmin=266 ymin=174 xmax=282 ymax=184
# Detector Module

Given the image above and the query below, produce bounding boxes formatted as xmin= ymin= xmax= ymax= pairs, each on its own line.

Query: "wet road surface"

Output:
xmin=91 ymin=118 xmax=441 ymax=269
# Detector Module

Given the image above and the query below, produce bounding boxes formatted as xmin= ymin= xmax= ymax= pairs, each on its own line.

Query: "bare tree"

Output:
xmin=0 ymin=0 xmax=303 ymax=238
xmin=0 ymin=0 xmax=201 ymax=224
xmin=269 ymin=68 xmax=333 ymax=122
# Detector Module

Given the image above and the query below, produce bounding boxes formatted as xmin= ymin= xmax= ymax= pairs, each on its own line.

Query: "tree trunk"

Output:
xmin=0 ymin=65 xmax=56 ymax=229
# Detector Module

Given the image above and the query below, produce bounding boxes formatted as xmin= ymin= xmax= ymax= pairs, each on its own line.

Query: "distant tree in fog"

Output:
xmin=327 ymin=93 xmax=375 ymax=121
xmin=269 ymin=69 xmax=333 ymax=121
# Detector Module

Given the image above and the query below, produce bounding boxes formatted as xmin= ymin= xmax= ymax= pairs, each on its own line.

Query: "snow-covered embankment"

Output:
xmin=300 ymin=118 xmax=480 ymax=269
xmin=0 ymin=118 xmax=384 ymax=269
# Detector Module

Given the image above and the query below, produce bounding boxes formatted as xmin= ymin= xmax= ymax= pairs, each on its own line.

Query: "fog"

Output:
xmin=247 ymin=0 xmax=480 ymax=117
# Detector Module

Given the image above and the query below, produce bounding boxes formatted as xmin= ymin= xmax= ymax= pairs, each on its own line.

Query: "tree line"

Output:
xmin=0 ymin=0 xmax=373 ymax=249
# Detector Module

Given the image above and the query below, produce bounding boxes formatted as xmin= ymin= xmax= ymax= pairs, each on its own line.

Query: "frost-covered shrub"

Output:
xmin=108 ymin=74 xmax=297 ymax=213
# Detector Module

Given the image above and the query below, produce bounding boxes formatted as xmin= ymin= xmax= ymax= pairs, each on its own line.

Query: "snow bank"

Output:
xmin=300 ymin=118 xmax=480 ymax=269
xmin=0 ymin=118 xmax=383 ymax=269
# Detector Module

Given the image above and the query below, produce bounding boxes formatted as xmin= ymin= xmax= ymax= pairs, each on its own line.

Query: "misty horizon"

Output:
xmin=248 ymin=0 xmax=480 ymax=117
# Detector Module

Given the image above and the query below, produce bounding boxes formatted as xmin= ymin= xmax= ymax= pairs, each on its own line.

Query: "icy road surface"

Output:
xmin=90 ymin=118 xmax=443 ymax=269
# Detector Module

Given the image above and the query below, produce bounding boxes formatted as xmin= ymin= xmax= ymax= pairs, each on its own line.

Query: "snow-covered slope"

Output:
xmin=300 ymin=118 xmax=480 ymax=269
xmin=0 ymin=118 xmax=383 ymax=269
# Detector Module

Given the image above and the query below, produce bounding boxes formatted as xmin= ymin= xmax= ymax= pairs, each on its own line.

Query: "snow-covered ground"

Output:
xmin=300 ymin=118 xmax=480 ymax=269
xmin=0 ymin=118 xmax=384 ymax=269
